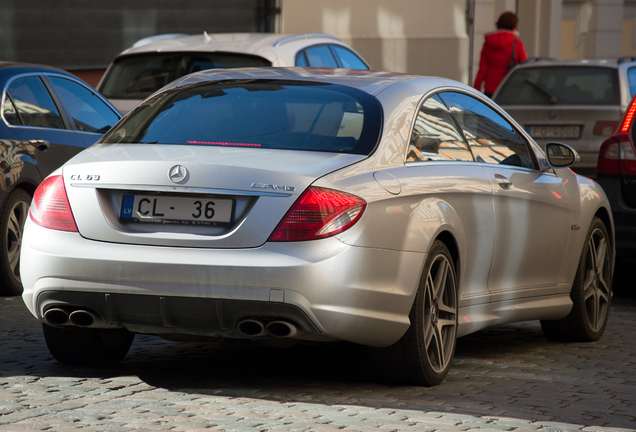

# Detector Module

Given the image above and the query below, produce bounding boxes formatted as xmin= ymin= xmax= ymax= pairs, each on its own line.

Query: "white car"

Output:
xmin=96 ymin=32 xmax=371 ymax=114
xmin=22 ymin=68 xmax=614 ymax=386
xmin=493 ymin=58 xmax=636 ymax=178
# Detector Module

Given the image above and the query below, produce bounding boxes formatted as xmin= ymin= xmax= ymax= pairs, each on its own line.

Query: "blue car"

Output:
xmin=0 ymin=62 xmax=121 ymax=295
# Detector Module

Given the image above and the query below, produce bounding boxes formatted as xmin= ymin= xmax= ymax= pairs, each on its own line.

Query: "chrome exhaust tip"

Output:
xmin=266 ymin=321 xmax=302 ymax=338
xmin=237 ymin=319 xmax=267 ymax=337
xmin=68 ymin=310 xmax=99 ymax=327
xmin=43 ymin=308 xmax=69 ymax=325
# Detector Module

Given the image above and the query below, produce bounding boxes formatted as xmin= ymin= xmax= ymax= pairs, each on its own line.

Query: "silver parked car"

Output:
xmin=21 ymin=68 xmax=614 ymax=386
xmin=494 ymin=58 xmax=636 ymax=178
xmin=97 ymin=32 xmax=371 ymax=114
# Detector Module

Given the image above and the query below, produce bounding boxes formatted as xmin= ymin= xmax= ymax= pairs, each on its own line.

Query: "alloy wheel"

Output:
xmin=423 ymin=254 xmax=457 ymax=373
xmin=583 ymin=228 xmax=611 ymax=333
xmin=6 ymin=200 xmax=29 ymax=283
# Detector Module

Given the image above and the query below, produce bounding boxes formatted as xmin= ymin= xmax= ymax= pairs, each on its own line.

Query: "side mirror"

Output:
xmin=544 ymin=142 xmax=580 ymax=169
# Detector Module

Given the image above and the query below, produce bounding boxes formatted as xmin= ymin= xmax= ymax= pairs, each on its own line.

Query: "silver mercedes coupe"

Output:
xmin=20 ymin=68 xmax=614 ymax=386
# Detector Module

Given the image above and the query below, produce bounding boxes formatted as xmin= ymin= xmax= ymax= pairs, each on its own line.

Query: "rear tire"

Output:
xmin=541 ymin=217 xmax=612 ymax=342
xmin=43 ymin=324 xmax=134 ymax=366
xmin=0 ymin=189 xmax=30 ymax=296
xmin=383 ymin=240 xmax=458 ymax=386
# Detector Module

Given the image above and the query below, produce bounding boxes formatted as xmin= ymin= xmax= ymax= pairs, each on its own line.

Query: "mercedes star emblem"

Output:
xmin=168 ymin=165 xmax=188 ymax=183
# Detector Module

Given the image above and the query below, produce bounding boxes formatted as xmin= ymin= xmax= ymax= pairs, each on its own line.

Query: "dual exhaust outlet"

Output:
xmin=45 ymin=308 xmax=302 ymax=338
xmin=43 ymin=307 xmax=115 ymax=329
xmin=237 ymin=319 xmax=302 ymax=338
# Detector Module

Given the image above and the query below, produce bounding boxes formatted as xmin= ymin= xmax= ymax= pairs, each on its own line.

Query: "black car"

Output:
xmin=596 ymin=94 xmax=636 ymax=292
xmin=0 ymin=62 xmax=121 ymax=295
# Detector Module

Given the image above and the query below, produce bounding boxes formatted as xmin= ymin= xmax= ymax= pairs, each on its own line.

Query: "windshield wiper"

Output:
xmin=524 ymin=79 xmax=558 ymax=105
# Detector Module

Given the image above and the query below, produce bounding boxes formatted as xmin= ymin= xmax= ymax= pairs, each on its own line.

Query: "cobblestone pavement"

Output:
xmin=1 ymin=295 xmax=635 ymax=432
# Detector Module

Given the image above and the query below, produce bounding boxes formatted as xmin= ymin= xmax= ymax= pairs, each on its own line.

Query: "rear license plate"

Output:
xmin=121 ymin=194 xmax=234 ymax=225
xmin=529 ymin=125 xmax=581 ymax=139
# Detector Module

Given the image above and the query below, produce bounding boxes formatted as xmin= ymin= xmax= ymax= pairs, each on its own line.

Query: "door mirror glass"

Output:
xmin=545 ymin=142 xmax=579 ymax=168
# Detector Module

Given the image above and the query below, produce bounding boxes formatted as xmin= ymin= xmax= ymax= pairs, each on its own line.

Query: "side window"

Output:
xmin=331 ymin=45 xmax=369 ymax=70
xmin=439 ymin=92 xmax=536 ymax=169
xmin=7 ymin=76 xmax=65 ymax=129
xmin=295 ymin=51 xmax=309 ymax=67
xmin=48 ymin=77 xmax=120 ymax=134
xmin=2 ymin=95 xmax=22 ymax=126
xmin=407 ymin=94 xmax=474 ymax=162
xmin=304 ymin=45 xmax=338 ymax=68
xmin=628 ymin=67 xmax=636 ymax=97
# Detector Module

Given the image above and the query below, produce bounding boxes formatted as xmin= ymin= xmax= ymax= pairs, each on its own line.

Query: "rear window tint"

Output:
xmin=101 ymin=80 xmax=383 ymax=156
xmin=495 ymin=66 xmax=620 ymax=106
xmin=99 ymin=52 xmax=272 ymax=100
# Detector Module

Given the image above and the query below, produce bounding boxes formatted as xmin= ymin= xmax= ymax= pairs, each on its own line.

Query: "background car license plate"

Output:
xmin=529 ymin=125 xmax=581 ymax=139
xmin=121 ymin=194 xmax=233 ymax=225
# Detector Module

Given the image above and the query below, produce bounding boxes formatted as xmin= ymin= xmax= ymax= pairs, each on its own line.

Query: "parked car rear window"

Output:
xmin=99 ymin=52 xmax=272 ymax=100
xmin=495 ymin=66 xmax=620 ymax=106
xmin=100 ymin=80 xmax=383 ymax=156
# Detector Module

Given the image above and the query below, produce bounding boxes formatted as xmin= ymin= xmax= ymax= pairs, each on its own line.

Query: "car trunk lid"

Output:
xmin=63 ymin=144 xmax=365 ymax=248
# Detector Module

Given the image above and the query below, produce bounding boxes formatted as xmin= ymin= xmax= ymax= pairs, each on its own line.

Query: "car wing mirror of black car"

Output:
xmin=28 ymin=139 xmax=50 ymax=152
xmin=544 ymin=142 xmax=580 ymax=169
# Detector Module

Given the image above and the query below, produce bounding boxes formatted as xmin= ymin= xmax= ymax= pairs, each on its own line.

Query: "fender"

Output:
xmin=557 ymin=173 xmax=615 ymax=294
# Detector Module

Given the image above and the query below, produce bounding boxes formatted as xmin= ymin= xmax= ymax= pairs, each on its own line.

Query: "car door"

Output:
xmin=398 ymin=93 xmax=495 ymax=307
xmin=44 ymin=75 xmax=121 ymax=147
xmin=439 ymin=91 xmax=572 ymax=301
xmin=4 ymin=74 xmax=85 ymax=179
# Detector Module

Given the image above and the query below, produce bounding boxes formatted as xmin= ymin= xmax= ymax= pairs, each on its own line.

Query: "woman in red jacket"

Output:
xmin=474 ymin=11 xmax=528 ymax=98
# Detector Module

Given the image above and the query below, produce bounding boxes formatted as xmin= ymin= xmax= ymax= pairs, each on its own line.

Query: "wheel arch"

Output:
xmin=435 ymin=230 xmax=460 ymax=279
xmin=593 ymin=205 xmax=615 ymax=276
xmin=593 ymin=206 xmax=614 ymax=251
xmin=0 ymin=181 xmax=36 ymax=214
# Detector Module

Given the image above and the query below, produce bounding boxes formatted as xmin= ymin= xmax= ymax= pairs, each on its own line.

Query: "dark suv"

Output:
xmin=596 ymin=94 xmax=636 ymax=292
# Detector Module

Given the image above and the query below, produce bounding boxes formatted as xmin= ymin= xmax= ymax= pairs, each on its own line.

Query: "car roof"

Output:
xmin=0 ymin=62 xmax=73 ymax=84
xmin=116 ymin=32 xmax=347 ymax=63
xmin=164 ymin=67 xmax=469 ymax=98
xmin=516 ymin=58 xmax=632 ymax=69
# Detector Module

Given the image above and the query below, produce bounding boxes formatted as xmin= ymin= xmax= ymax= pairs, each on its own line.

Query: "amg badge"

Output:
xmin=251 ymin=183 xmax=295 ymax=192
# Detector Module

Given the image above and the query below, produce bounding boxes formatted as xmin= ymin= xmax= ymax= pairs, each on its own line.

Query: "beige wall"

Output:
xmin=280 ymin=0 xmax=470 ymax=83
xmin=561 ymin=0 xmax=628 ymax=60
xmin=280 ymin=0 xmax=633 ymax=87
xmin=561 ymin=20 xmax=579 ymax=59
xmin=622 ymin=19 xmax=636 ymax=56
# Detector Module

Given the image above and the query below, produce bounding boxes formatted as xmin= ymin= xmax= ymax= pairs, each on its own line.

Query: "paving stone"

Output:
xmin=2 ymin=296 xmax=636 ymax=431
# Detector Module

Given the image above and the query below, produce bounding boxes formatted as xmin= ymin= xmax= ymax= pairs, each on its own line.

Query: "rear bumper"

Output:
xmin=21 ymin=222 xmax=424 ymax=347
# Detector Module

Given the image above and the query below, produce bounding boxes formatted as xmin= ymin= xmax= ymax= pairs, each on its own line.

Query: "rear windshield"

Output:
xmin=99 ymin=52 xmax=272 ymax=100
xmin=495 ymin=66 xmax=620 ymax=106
xmin=100 ymin=79 xmax=383 ymax=155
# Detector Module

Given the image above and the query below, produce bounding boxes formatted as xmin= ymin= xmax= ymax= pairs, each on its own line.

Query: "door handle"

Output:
xmin=28 ymin=139 xmax=50 ymax=152
xmin=494 ymin=174 xmax=512 ymax=190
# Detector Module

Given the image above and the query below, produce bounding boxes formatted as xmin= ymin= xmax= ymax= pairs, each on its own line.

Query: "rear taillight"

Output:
xmin=597 ymin=133 xmax=636 ymax=176
xmin=29 ymin=175 xmax=78 ymax=232
xmin=268 ymin=187 xmax=366 ymax=242
xmin=593 ymin=121 xmax=619 ymax=136
xmin=621 ymin=96 xmax=636 ymax=133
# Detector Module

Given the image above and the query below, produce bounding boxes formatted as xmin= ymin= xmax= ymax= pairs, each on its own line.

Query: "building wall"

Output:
xmin=0 ymin=0 xmax=633 ymax=91
xmin=561 ymin=0 xmax=632 ymax=59
xmin=280 ymin=0 xmax=470 ymax=83
xmin=0 ymin=0 xmax=260 ymax=69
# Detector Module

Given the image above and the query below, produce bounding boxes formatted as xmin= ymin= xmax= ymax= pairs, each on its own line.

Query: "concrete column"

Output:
xmin=582 ymin=0 xmax=623 ymax=58
xmin=516 ymin=0 xmax=562 ymax=59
